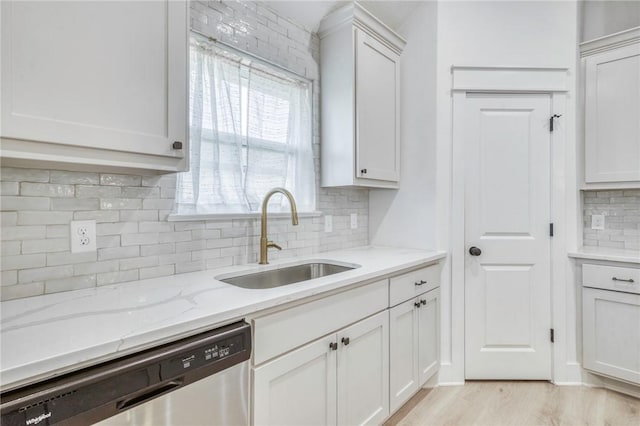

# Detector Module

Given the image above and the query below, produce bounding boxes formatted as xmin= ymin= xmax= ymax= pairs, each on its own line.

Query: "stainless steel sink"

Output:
xmin=218 ymin=262 xmax=358 ymax=289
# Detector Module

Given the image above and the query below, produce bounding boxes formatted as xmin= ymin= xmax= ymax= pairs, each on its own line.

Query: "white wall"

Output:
xmin=369 ymin=1 xmax=438 ymax=250
xmin=582 ymin=0 xmax=640 ymax=41
xmin=434 ymin=0 xmax=579 ymax=384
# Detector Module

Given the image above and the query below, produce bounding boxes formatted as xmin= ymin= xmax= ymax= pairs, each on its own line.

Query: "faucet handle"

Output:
xmin=267 ymin=241 xmax=282 ymax=251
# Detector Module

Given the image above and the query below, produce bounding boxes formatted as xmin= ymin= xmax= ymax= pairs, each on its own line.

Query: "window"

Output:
xmin=175 ymin=37 xmax=315 ymax=215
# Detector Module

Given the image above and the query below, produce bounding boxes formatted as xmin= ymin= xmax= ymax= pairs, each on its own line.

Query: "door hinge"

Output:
xmin=549 ymin=223 xmax=554 ymax=237
xmin=549 ymin=114 xmax=562 ymax=132
xmin=550 ymin=328 xmax=555 ymax=343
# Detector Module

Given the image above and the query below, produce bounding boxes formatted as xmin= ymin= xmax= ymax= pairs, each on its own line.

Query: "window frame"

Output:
xmin=171 ymin=33 xmax=318 ymax=221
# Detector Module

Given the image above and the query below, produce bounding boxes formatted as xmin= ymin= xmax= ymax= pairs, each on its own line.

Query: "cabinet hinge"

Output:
xmin=550 ymin=328 xmax=555 ymax=343
xmin=549 ymin=223 xmax=554 ymax=237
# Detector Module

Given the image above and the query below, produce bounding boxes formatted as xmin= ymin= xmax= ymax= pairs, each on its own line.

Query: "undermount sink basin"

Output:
xmin=217 ymin=261 xmax=359 ymax=289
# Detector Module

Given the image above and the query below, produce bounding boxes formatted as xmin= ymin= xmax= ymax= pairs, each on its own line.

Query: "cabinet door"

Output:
xmin=389 ymin=298 xmax=419 ymax=413
xmin=1 ymin=1 xmax=187 ymax=161
xmin=583 ymin=288 xmax=640 ymax=384
xmin=337 ymin=311 xmax=389 ymax=426
xmin=584 ymin=43 xmax=640 ymax=183
xmin=418 ymin=288 xmax=440 ymax=385
xmin=354 ymin=28 xmax=400 ymax=182
xmin=253 ymin=335 xmax=337 ymax=426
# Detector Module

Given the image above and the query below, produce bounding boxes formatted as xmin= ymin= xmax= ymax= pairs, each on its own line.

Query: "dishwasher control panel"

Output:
xmin=161 ymin=333 xmax=246 ymax=380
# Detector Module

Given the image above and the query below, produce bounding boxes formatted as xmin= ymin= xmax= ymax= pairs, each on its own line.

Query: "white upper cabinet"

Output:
xmin=0 ymin=0 xmax=188 ymax=173
xmin=581 ymin=27 xmax=640 ymax=186
xmin=319 ymin=2 xmax=405 ymax=188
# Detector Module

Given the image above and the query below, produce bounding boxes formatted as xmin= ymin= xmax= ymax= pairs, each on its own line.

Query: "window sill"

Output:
xmin=167 ymin=211 xmax=324 ymax=222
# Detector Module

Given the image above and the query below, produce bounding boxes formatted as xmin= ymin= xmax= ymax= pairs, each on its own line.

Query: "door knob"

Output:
xmin=469 ymin=246 xmax=482 ymax=256
xmin=341 ymin=337 xmax=350 ymax=346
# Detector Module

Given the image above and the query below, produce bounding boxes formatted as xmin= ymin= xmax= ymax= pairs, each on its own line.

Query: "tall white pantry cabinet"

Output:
xmin=319 ymin=2 xmax=406 ymax=189
xmin=0 ymin=0 xmax=188 ymax=172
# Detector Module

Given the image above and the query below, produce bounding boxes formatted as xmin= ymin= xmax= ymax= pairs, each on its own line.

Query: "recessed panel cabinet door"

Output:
xmin=253 ymin=335 xmax=337 ymax=426
xmin=583 ymin=288 xmax=640 ymax=384
xmin=1 ymin=0 xmax=187 ymax=160
xmin=355 ymin=29 xmax=400 ymax=182
xmin=337 ymin=311 xmax=389 ymax=426
xmin=389 ymin=299 xmax=419 ymax=413
xmin=584 ymin=43 xmax=640 ymax=183
xmin=418 ymin=288 xmax=440 ymax=385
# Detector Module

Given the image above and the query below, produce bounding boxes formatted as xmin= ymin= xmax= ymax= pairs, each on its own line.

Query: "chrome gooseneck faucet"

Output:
xmin=259 ymin=188 xmax=299 ymax=265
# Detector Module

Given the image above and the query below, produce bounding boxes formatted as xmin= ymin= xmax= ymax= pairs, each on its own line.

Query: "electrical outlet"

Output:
xmin=70 ymin=220 xmax=97 ymax=253
xmin=324 ymin=215 xmax=333 ymax=233
xmin=350 ymin=213 xmax=358 ymax=229
xmin=591 ymin=214 xmax=605 ymax=230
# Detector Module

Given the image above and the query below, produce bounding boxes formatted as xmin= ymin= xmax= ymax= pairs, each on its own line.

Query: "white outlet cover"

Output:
xmin=70 ymin=220 xmax=97 ymax=253
xmin=350 ymin=213 xmax=358 ymax=229
xmin=324 ymin=215 xmax=333 ymax=233
xmin=591 ymin=214 xmax=605 ymax=230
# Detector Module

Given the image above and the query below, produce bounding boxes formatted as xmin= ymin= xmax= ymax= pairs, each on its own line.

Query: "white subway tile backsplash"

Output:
xmin=50 ymin=198 xmax=100 ymax=211
xmin=1 ymin=226 xmax=47 ymax=241
xmin=1 ymin=241 xmax=21 ymax=256
xmin=98 ymin=246 xmax=140 ymax=261
xmin=0 ymin=1 xmax=369 ymax=301
xmin=50 ymin=171 xmax=100 ymax=185
xmin=97 ymin=270 xmax=139 ymax=286
xmin=22 ymin=238 xmax=69 ymax=254
xmin=1 ymin=254 xmax=46 ymax=271
xmin=1 ymin=182 xmax=19 ymax=196
xmin=1 ymin=168 xmax=49 ymax=183
xmin=1 ymin=270 xmax=18 ymax=286
xmin=46 ymin=274 xmax=96 ymax=293
xmin=120 ymin=256 xmax=159 ymax=271
xmin=1 ymin=196 xmax=50 ymax=211
xmin=100 ymin=174 xmax=141 ymax=187
xmin=18 ymin=211 xmax=73 ymax=225
xmin=583 ymin=190 xmax=640 ymax=250
xmin=1 ymin=282 xmax=45 ymax=299
xmin=19 ymin=265 xmax=74 ymax=284
xmin=47 ymin=251 xmax=96 ymax=267
xmin=20 ymin=182 xmax=74 ymax=198
xmin=139 ymin=264 xmax=175 ymax=280
xmin=1 ymin=212 xmax=17 ymax=226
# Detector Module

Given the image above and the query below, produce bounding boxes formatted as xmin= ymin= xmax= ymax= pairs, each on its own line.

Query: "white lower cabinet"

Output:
xmin=253 ymin=311 xmax=389 ymax=426
xmin=583 ymin=287 xmax=640 ymax=384
xmin=253 ymin=335 xmax=337 ymax=426
xmin=389 ymin=288 xmax=440 ymax=412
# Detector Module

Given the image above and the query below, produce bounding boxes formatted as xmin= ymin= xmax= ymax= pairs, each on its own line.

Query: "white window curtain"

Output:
xmin=176 ymin=38 xmax=316 ymax=215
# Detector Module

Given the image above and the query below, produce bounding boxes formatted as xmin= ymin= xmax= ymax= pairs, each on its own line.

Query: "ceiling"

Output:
xmin=263 ymin=1 xmax=423 ymax=33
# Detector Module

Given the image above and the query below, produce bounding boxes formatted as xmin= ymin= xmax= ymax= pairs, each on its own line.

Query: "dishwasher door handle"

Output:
xmin=117 ymin=380 xmax=184 ymax=411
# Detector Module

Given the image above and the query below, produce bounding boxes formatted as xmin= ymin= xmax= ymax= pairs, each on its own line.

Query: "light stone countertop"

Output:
xmin=568 ymin=246 xmax=640 ymax=264
xmin=0 ymin=246 xmax=446 ymax=391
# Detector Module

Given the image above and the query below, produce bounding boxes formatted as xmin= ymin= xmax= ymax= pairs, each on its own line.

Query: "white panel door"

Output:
xmin=1 ymin=0 xmax=187 ymax=158
xmin=389 ymin=299 xmax=419 ymax=413
xmin=585 ymin=43 xmax=640 ymax=183
xmin=418 ymin=288 xmax=440 ymax=385
xmin=337 ymin=311 xmax=389 ymax=426
xmin=253 ymin=335 xmax=337 ymax=426
xmin=355 ymin=28 xmax=400 ymax=182
xmin=583 ymin=288 xmax=640 ymax=384
xmin=463 ymin=93 xmax=552 ymax=379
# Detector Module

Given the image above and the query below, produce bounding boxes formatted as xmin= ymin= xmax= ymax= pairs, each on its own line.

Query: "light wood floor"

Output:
xmin=385 ymin=381 xmax=640 ymax=426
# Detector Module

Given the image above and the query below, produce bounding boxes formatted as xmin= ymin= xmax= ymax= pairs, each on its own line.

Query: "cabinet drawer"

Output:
xmin=390 ymin=263 xmax=441 ymax=307
xmin=253 ymin=280 xmax=388 ymax=365
xmin=583 ymin=264 xmax=640 ymax=294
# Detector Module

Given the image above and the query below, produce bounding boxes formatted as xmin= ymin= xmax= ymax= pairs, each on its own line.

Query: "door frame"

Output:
xmin=449 ymin=66 xmax=580 ymax=384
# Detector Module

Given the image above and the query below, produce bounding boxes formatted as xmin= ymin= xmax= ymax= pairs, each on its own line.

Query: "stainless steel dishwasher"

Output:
xmin=1 ymin=321 xmax=251 ymax=426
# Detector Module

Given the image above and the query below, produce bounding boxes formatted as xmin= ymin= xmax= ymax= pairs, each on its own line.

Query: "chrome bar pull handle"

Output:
xmin=612 ymin=277 xmax=635 ymax=283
